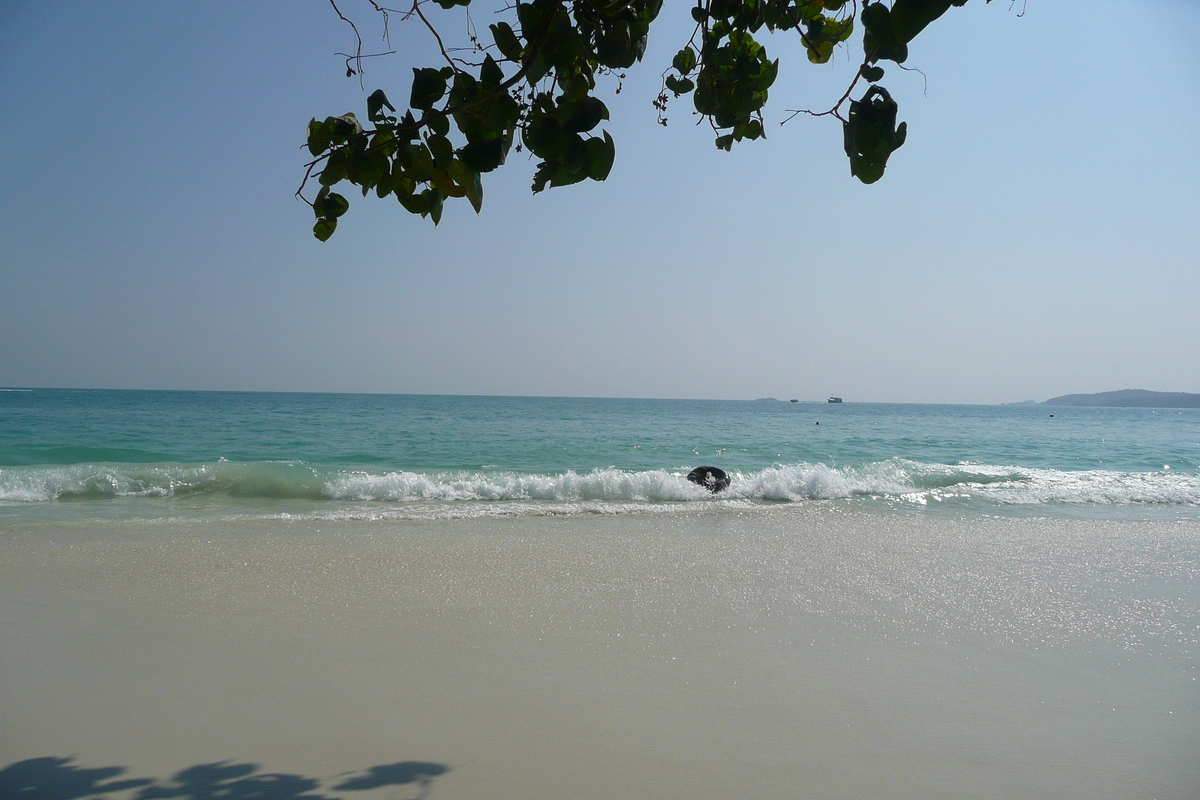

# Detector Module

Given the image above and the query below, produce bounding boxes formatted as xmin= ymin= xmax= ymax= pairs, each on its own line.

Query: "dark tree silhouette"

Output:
xmin=300 ymin=0 xmax=994 ymax=237
xmin=0 ymin=757 xmax=450 ymax=800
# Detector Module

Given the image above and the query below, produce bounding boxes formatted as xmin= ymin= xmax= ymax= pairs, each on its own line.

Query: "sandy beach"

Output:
xmin=2 ymin=507 xmax=1198 ymax=799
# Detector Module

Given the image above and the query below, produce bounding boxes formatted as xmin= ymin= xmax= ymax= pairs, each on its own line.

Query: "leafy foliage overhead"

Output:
xmin=301 ymin=0 xmax=987 ymax=240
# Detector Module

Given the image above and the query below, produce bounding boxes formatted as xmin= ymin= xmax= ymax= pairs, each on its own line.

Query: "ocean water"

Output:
xmin=2 ymin=388 xmax=1198 ymax=524
xmin=4 ymin=389 xmax=1199 ymax=798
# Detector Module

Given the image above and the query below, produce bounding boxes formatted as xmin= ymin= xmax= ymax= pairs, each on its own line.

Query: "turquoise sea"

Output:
xmin=2 ymin=388 xmax=1198 ymax=524
xmin=4 ymin=389 xmax=1200 ymax=799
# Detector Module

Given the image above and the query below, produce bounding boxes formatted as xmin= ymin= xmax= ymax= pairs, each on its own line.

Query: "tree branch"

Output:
xmin=411 ymin=0 xmax=460 ymax=74
xmin=297 ymin=3 xmax=564 ymax=203
xmin=328 ymin=0 xmax=366 ymax=88
xmin=781 ymin=64 xmax=864 ymax=125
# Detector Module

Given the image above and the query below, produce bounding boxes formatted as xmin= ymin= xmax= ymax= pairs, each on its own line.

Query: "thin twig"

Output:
xmin=412 ymin=0 xmax=460 ymax=73
xmin=781 ymin=63 xmax=864 ymax=125
xmin=895 ymin=62 xmax=928 ymax=96
xmin=296 ymin=159 xmax=320 ymax=206
xmin=327 ymin=0 xmax=366 ymax=88
xmin=364 ymin=0 xmax=393 ymax=47
xmin=336 ymin=50 xmax=397 ymax=76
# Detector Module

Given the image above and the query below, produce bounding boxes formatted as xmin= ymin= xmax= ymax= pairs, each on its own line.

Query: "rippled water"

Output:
xmin=2 ymin=389 xmax=1198 ymax=522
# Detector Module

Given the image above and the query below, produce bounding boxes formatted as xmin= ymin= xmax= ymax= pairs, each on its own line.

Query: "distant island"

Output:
xmin=1042 ymin=389 xmax=1200 ymax=408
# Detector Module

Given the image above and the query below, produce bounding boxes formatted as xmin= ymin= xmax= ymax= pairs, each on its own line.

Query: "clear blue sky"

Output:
xmin=1 ymin=1 xmax=1197 ymax=403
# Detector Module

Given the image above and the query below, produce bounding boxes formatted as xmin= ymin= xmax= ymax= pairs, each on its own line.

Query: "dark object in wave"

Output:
xmin=687 ymin=466 xmax=730 ymax=493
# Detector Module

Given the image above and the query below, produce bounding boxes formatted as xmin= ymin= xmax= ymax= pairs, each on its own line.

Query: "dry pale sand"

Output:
xmin=1 ymin=506 xmax=1198 ymax=799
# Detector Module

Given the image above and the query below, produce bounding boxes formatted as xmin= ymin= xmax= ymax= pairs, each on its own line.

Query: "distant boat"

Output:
xmin=828 ymin=396 xmax=843 ymax=404
xmin=790 ymin=399 xmax=799 ymax=403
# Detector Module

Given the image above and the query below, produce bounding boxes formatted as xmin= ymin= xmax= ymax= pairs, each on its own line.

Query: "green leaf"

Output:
xmin=398 ymin=192 xmax=429 ymax=216
xmin=860 ymin=3 xmax=895 ymax=47
xmin=451 ymin=69 xmax=513 ymax=141
xmin=447 ymin=159 xmax=483 ymax=213
xmin=890 ymin=0 xmax=954 ymax=44
xmin=427 ymin=134 xmax=454 ymax=169
xmin=450 ymin=70 xmax=480 ymax=102
xmin=394 ymin=174 xmax=415 ymax=198
xmin=394 ymin=141 xmax=414 ymax=171
xmin=480 ymin=54 xmax=504 ymax=88
xmin=329 ymin=113 xmax=362 ymax=138
xmin=406 ymin=143 xmax=434 ymax=182
xmin=313 ymin=217 xmax=337 ymax=241
xmin=562 ymin=96 xmax=608 ymax=134
xmin=584 ymin=131 xmax=615 ymax=182
xmin=516 ymin=3 xmax=544 ymax=37
xmin=490 ymin=22 xmax=523 ymax=62
xmin=370 ymin=127 xmax=396 ymax=158
xmin=367 ymin=89 xmax=395 ymax=123
xmin=877 ymin=43 xmax=909 ymax=64
xmin=861 ymin=65 xmax=885 ymax=82
xmin=843 ymin=85 xmax=905 ymax=183
xmin=597 ymin=22 xmax=634 ymax=68
xmin=560 ymin=133 xmax=588 ymax=176
xmin=427 ymin=111 xmax=451 ymax=137
xmin=672 ymin=47 xmax=697 ymax=74
xmin=550 ymin=165 xmax=588 ymax=188
xmin=306 ymin=118 xmax=331 ymax=156
xmin=523 ymin=53 xmax=552 ymax=85
xmin=806 ymin=38 xmax=834 ymax=64
xmin=318 ymin=149 xmax=349 ymax=186
xmin=531 ymin=161 xmax=553 ymax=193
xmin=710 ymin=0 xmax=737 ymax=19
xmin=763 ymin=58 xmax=780 ymax=89
xmin=664 ymin=75 xmax=695 ymax=96
xmin=458 ymin=137 xmax=510 ymax=172
xmin=523 ymin=112 xmax=563 ymax=158
xmin=631 ymin=30 xmax=649 ymax=63
xmin=735 ymin=118 xmax=763 ymax=140
xmin=345 ymin=150 xmax=385 ymax=187
xmin=314 ymin=191 xmax=350 ymax=218
xmin=429 ymin=166 xmax=465 ymax=198
xmin=429 ymin=189 xmax=444 ymax=225
xmin=410 ymin=68 xmax=448 ymax=110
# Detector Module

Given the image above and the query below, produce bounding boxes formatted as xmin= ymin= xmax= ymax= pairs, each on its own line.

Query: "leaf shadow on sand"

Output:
xmin=0 ymin=756 xmax=449 ymax=800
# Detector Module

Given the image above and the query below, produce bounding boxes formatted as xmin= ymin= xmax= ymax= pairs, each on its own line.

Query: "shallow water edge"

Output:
xmin=2 ymin=507 xmax=1197 ymax=799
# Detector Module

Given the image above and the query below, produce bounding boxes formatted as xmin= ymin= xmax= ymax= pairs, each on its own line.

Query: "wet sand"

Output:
xmin=2 ymin=507 xmax=1198 ymax=799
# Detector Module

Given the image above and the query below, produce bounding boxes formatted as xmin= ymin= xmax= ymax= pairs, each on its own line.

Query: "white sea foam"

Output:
xmin=964 ymin=466 xmax=1200 ymax=506
xmin=0 ymin=461 xmax=326 ymax=502
xmin=3 ymin=459 xmax=1200 ymax=514
xmin=323 ymin=467 xmax=707 ymax=503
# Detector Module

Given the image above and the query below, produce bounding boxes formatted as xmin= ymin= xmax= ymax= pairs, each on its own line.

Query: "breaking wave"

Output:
xmin=2 ymin=458 xmax=1199 ymax=513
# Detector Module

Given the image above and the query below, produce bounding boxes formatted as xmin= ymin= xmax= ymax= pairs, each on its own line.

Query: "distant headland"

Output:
xmin=1042 ymin=389 xmax=1200 ymax=408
